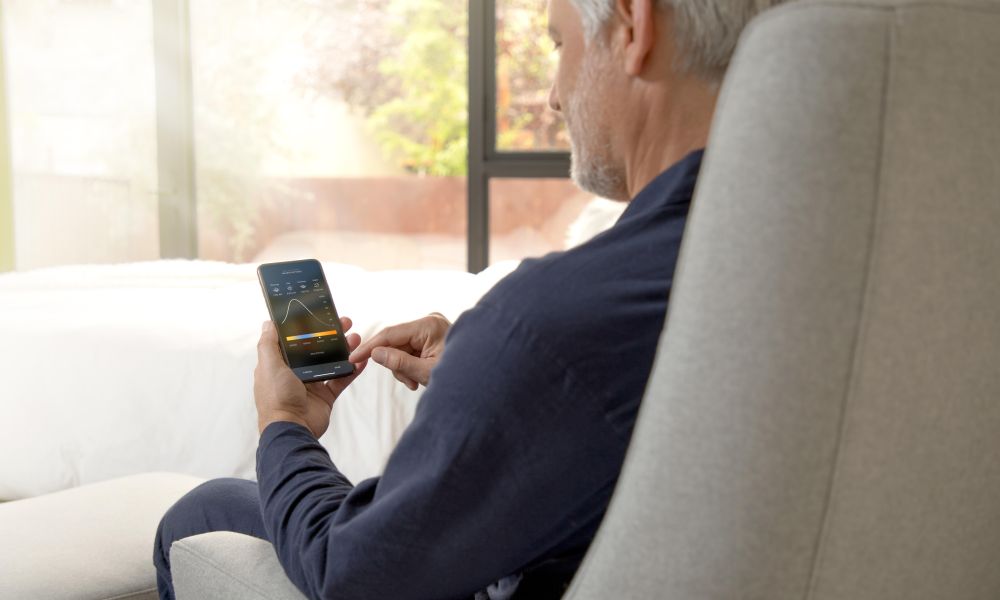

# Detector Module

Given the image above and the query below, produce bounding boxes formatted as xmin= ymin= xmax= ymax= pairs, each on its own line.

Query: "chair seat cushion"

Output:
xmin=0 ymin=472 xmax=204 ymax=599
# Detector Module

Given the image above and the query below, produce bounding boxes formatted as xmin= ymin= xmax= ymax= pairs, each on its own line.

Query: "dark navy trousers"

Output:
xmin=153 ymin=478 xmax=269 ymax=600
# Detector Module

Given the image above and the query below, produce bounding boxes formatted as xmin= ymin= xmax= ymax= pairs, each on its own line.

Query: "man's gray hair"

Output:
xmin=570 ymin=0 xmax=791 ymax=80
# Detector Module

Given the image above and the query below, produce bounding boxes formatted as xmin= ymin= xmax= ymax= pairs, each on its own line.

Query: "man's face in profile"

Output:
xmin=547 ymin=0 xmax=628 ymax=201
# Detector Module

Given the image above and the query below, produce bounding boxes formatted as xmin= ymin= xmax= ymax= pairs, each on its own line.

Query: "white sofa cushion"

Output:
xmin=0 ymin=472 xmax=204 ymax=599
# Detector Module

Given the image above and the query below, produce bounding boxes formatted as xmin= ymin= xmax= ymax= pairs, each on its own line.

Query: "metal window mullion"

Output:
xmin=153 ymin=0 xmax=197 ymax=259
xmin=467 ymin=0 xmax=490 ymax=273
xmin=483 ymin=157 xmax=570 ymax=179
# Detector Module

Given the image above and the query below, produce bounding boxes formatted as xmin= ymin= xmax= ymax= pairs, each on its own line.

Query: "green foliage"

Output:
xmin=309 ymin=0 xmax=565 ymax=177
xmin=368 ymin=0 xmax=468 ymax=176
xmin=495 ymin=0 xmax=567 ymax=150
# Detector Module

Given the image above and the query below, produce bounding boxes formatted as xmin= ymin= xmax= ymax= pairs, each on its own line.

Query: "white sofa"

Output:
xmin=0 ymin=259 xmax=522 ymax=502
xmin=0 ymin=473 xmax=204 ymax=599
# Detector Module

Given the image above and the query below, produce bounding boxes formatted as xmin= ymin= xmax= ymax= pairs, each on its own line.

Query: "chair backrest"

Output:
xmin=565 ymin=1 xmax=1000 ymax=598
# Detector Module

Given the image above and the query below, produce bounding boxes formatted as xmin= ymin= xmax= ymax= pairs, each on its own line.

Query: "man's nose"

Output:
xmin=548 ymin=83 xmax=561 ymax=113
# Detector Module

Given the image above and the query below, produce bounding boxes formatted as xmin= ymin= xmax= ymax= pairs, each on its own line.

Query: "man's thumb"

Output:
xmin=257 ymin=321 xmax=283 ymax=365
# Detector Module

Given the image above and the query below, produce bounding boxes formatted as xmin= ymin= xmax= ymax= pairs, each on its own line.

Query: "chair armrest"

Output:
xmin=171 ymin=531 xmax=307 ymax=600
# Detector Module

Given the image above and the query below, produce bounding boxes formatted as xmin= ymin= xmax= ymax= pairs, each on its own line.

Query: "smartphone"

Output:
xmin=256 ymin=259 xmax=355 ymax=382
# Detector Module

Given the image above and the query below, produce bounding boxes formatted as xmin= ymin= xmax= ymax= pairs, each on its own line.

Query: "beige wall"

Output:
xmin=0 ymin=4 xmax=14 ymax=272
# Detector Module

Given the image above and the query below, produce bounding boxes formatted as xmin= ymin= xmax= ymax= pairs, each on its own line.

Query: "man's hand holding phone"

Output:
xmin=350 ymin=313 xmax=451 ymax=390
xmin=254 ymin=316 xmax=368 ymax=437
xmin=255 ymin=309 xmax=450 ymax=439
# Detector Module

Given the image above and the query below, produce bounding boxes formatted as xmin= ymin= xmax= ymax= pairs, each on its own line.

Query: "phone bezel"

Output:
xmin=256 ymin=259 xmax=356 ymax=382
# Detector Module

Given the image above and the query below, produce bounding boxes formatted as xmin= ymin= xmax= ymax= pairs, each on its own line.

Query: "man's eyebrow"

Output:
xmin=548 ymin=24 xmax=559 ymax=39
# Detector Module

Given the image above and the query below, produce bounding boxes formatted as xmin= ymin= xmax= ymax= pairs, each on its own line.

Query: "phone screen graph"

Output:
xmin=259 ymin=261 xmax=350 ymax=370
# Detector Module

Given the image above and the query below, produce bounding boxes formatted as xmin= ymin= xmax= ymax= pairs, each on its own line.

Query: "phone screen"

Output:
xmin=257 ymin=259 xmax=354 ymax=381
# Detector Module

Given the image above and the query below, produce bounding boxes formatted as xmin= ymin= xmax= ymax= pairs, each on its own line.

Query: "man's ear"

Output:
xmin=614 ymin=0 xmax=655 ymax=77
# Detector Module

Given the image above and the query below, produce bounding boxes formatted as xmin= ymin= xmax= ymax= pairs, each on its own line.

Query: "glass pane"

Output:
xmin=191 ymin=0 xmax=468 ymax=270
xmin=495 ymin=0 xmax=569 ymax=152
xmin=2 ymin=0 xmax=159 ymax=270
xmin=489 ymin=179 xmax=624 ymax=264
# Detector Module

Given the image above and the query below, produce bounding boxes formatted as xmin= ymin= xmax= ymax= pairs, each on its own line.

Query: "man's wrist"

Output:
xmin=258 ymin=411 xmax=311 ymax=436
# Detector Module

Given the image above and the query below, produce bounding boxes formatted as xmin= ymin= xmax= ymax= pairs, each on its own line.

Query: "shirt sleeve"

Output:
xmin=256 ymin=300 xmax=628 ymax=600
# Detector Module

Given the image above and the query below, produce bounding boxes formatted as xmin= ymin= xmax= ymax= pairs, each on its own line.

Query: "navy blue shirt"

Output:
xmin=256 ymin=150 xmax=703 ymax=599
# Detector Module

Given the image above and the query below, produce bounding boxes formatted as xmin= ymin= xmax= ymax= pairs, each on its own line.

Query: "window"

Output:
xmin=189 ymin=0 xmax=468 ymax=270
xmin=0 ymin=0 xmax=584 ymax=273
xmin=489 ymin=178 xmax=586 ymax=264
xmin=495 ymin=0 xmax=569 ymax=152
xmin=2 ymin=0 xmax=159 ymax=270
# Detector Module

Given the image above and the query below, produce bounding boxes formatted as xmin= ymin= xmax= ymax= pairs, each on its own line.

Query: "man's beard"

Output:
xmin=566 ymin=45 xmax=629 ymax=201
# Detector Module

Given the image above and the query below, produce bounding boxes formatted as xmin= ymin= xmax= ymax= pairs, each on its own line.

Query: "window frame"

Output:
xmin=153 ymin=0 xmax=198 ymax=260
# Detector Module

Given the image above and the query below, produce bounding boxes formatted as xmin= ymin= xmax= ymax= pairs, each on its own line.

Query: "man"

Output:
xmin=154 ymin=0 xmax=787 ymax=598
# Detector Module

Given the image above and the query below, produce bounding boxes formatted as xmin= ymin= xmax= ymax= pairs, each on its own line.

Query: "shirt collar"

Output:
xmin=617 ymin=148 xmax=705 ymax=221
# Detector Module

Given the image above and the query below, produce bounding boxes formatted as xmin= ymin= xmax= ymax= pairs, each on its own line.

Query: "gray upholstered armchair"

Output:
xmin=172 ymin=0 xmax=1000 ymax=597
